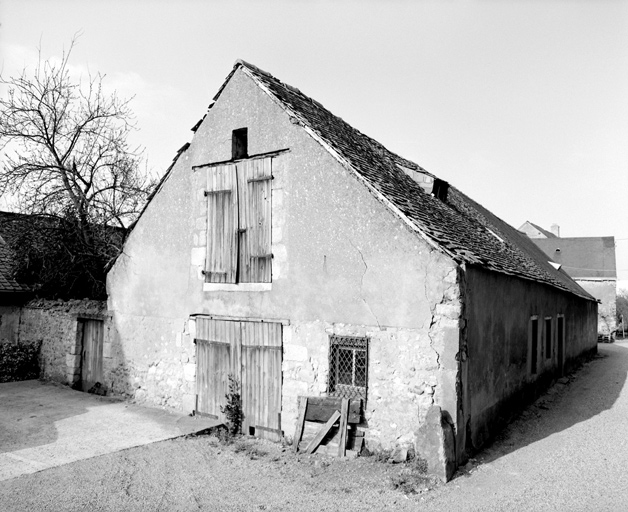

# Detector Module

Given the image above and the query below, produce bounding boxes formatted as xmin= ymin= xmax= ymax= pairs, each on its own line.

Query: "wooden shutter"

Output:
xmin=238 ymin=157 xmax=272 ymax=283
xmin=206 ymin=164 xmax=238 ymax=283
xmin=241 ymin=321 xmax=282 ymax=440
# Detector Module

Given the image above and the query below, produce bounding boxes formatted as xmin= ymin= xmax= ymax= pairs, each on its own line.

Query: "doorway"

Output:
xmin=78 ymin=318 xmax=104 ymax=392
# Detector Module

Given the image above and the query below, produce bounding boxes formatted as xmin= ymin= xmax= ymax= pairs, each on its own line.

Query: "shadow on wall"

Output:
xmin=466 ymin=342 xmax=628 ymax=470
xmin=0 ymin=380 xmax=112 ymax=454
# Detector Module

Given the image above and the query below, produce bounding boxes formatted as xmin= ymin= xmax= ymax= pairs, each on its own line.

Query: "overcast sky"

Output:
xmin=2 ymin=1 xmax=628 ymax=282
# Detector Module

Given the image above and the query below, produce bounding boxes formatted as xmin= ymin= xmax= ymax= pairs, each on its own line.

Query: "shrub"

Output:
xmin=0 ymin=341 xmax=40 ymax=383
xmin=220 ymin=374 xmax=243 ymax=436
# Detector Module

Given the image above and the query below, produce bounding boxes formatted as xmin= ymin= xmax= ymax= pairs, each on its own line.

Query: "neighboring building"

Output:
xmin=519 ymin=222 xmax=617 ymax=339
xmin=105 ymin=61 xmax=598 ymax=480
xmin=0 ymin=229 xmax=32 ymax=341
xmin=0 ymin=212 xmax=108 ymax=387
xmin=519 ymin=221 xmax=560 ymax=240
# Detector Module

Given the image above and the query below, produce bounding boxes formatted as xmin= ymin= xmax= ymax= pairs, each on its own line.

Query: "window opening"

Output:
xmin=328 ymin=336 xmax=368 ymax=402
xmin=232 ymin=128 xmax=248 ymax=160
xmin=530 ymin=317 xmax=538 ymax=374
xmin=545 ymin=317 xmax=552 ymax=360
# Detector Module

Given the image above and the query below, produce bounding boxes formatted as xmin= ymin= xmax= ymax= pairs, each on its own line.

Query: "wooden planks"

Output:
xmin=338 ymin=398 xmax=349 ymax=457
xmin=205 ymin=164 xmax=238 ymax=283
xmin=196 ymin=318 xmax=282 ymax=441
xmin=80 ymin=319 xmax=104 ymax=392
xmin=304 ymin=397 xmax=362 ymax=424
xmin=294 ymin=396 xmax=361 ymax=456
xmin=293 ymin=396 xmax=308 ymax=453
xmin=238 ymin=157 xmax=272 ymax=283
xmin=305 ymin=410 xmax=340 ymax=455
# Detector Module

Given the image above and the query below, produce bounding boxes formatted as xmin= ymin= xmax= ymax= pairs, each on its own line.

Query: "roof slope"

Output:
xmin=218 ymin=61 xmax=592 ymax=300
xmin=532 ymin=237 xmax=617 ymax=279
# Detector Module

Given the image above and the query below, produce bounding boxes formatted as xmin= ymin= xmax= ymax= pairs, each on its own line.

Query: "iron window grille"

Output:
xmin=327 ymin=335 xmax=368 ymax=402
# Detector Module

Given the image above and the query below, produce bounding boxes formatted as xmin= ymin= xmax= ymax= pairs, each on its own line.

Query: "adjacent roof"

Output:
xmin=518 ymin=221 xmax=558 ymax=239
xmin=532 ymin=237 xmax=617 ymax=280
xmin=0 ymin=212 xmax=31 ymax=293
xmin=210 ymin=60 xmax=591 ymax=300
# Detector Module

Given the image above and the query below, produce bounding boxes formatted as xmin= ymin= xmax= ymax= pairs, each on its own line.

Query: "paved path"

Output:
xmin=0 ymin=380 xmax=219 ymax=481
xmin=424 ymin=340 xmax=628 ymax=511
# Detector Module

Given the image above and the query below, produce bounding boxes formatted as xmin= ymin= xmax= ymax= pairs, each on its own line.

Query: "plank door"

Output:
xmin=194 ymin=317 xmax=282 ymax=440
xmin=241 ymin=321 xmax=282 ymax=440
xmin=196 ymin=339 xmax=231 ymax=420
xmin=80 ymin=319 xmax=104 ymax=392
xmin=195 ymin=319 xmax=241 ymax=420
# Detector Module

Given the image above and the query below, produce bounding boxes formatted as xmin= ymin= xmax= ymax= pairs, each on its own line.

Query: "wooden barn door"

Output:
xmin=241 ymin=321 xmax=282 ymax=440
xmin=79 ymin=319 xmax=104 ymax=392
xmin=195 ymin=318 xmax=282 ymax=440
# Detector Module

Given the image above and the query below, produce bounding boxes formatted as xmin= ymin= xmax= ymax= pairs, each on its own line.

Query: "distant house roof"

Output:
xmin=518 ymin=221 xmax=558 ymax=239
xmin=532 ymin=237 xmax=617 ymax=280
xmin=140 ymin=60 xmax=594 ymax=301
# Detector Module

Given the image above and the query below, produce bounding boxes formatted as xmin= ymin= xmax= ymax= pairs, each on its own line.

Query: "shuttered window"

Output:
xmin=205 ymin=157 xmax=272 ymax=283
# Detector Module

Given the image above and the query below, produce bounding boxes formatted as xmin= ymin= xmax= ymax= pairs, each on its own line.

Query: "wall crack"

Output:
xmin=349 ymin=240 xmax=381 ymax=329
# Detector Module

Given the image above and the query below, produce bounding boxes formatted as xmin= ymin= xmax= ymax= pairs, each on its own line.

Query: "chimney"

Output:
xmin=551 ymin=224 xmax=560 ymax=237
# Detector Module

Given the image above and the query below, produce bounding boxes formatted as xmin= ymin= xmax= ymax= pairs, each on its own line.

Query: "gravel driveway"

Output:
xmin=1 ymin=341 xmax=627 ymax=511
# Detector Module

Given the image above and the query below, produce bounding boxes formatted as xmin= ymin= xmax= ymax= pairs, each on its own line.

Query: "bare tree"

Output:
xmin=0 ymin=40 xmax=154 ymax=298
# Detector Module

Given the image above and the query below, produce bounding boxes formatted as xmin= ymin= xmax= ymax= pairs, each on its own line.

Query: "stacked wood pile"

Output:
xmin=293 ymin=396 xmax=365 ymax=457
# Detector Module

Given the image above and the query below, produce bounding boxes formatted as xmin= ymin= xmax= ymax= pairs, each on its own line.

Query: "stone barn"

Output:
xmin=105 ymin=60 xmax=598 ymax=479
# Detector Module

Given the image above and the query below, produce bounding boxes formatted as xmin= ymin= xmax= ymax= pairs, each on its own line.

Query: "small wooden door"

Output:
xmin=80 ymin=319 xmax=104 ymax=392
xmin=195 ymin=318 xmax=282 ymax=440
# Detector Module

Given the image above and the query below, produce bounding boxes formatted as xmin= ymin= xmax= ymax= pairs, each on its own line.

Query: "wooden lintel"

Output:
xmin=192 ymin=148 xmax=290 ymax=171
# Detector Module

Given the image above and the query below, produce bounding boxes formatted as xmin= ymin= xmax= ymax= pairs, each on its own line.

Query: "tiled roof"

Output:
xmin=224 ymin=60 xmax=593 ymax=301
xmin=0 ymin=211 xmax=36 ymax=294
xmin=0 ymin=235 xmax=29 ymax=293
xmin=532 ymin=237 xmax=617 ymax=280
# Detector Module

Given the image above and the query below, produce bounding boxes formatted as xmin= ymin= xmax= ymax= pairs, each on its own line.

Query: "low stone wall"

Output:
xmin=14 ymin=299 xmax=108 ymax=384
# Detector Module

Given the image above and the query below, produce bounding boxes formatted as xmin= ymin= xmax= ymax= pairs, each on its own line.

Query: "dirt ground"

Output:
xmin=2 ymin=342 xmax=628 ymax=512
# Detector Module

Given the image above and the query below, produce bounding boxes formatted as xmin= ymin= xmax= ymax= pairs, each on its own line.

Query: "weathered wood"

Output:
xmin=293 ymin=396 xmax=308 ymax=453
xmin=80 ymin=319 xmax=104 ymax=392
xmin=305 ymin=410 xmax=340 ymax=455
xmin=338 ymin=398 xmax=349 ymax=457
xmin=304 ymin=397 xmax=362 ymax=424
xmin=206 ymin=164 xmax=238 ymax=283
xmin=247 ymin=175 xmax=273 ymax=183
xmin=204 ymin=189 xmax=232 ymax=196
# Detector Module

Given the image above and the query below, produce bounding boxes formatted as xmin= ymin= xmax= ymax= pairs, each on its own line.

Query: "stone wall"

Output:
xmin=463 ymin=266 xmax=598 ymax=453
xmin=280 ymin=266 xmax=462 ymax=452
xmin=105 ymin=314 xmax=197 ymax=412
xmin=14 ymin=299 xmax=107 ymax=385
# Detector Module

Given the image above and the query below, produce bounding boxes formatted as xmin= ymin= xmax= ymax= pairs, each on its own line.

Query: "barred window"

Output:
xmin=328 ymin=336 xmax=368 ymax=402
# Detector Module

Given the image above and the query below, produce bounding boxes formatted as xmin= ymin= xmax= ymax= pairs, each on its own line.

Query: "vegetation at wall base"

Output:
xmin=220 ymin=374 xmax=244 ymax=436
xmin=0 ymin=341 xmax=40 ymax=383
